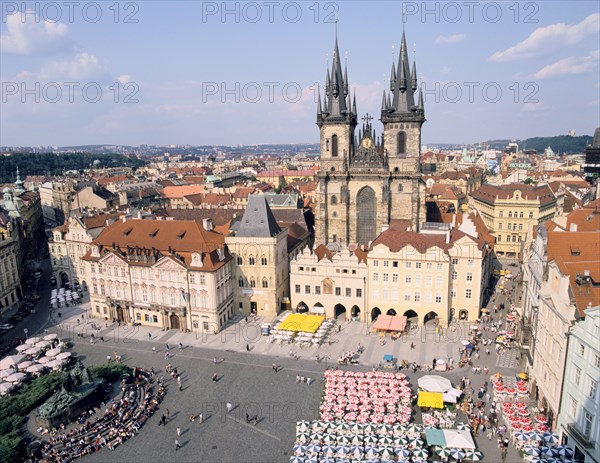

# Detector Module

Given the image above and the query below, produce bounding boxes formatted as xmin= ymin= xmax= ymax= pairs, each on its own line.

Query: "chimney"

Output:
xmin=202 ymin=218 xmax=213 ymax=231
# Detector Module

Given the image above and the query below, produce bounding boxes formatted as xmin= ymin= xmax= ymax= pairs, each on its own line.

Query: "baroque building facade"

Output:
xmin=315 ymin=33 xmax=426 ymax=246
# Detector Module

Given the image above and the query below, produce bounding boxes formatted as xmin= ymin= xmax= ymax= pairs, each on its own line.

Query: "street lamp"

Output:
xmin=24 ymin=328 xmax=28 ymax=339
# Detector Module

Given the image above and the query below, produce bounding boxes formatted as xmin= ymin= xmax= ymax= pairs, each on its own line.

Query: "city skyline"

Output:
xmin=1 ymin=1 xmax=599 ymax=147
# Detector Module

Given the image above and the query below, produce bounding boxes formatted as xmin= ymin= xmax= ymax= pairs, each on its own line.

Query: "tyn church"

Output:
xmin=315 ymin=32 xmax=426 ymax=246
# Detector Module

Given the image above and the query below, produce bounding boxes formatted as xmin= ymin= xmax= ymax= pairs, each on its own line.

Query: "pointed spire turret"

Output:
xmin=411 ymin=60 xmax=418 ymax=91
xmin=418 ymin=86 xmax=424 ymax=111
xmin=319 ymin=36 xmax=354 ymax=121
xmin=317 ymin=87 xmax=322 ymax=117
xmin=390 ymin=62 xmax=396 ymax=91
xmin=352 ymin=92 xmax=357 ymax=116
xmin=381 ymin=90 xmax=387 ymax=111
xmin=343 ymin=64 xmax=349 ymax=96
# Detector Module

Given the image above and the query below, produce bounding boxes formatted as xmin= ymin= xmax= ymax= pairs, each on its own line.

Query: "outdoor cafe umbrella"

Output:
xmin=395 ymin=447 xmax=410 ymax=458
xmin=43 ymin=333 xmax=58 ymax=341
xmin=17 ymin=360 xmax=33 ymax=370
xmin=457 ymin=423 xmax=472 ymax=431
xmin=543 ymin=432 xmax=559 ymax=444
xmin=26 ymin=364 xmax=46 ymax=374
xmin=5 ymin=372 xmax=26 ymax=383
xmin=37 ymin=356 xmax=53 ymax=364
xmin=292 ymin=444 xmax=306 ymax=455
xmin=465 ymin=449 xmax=484 ymax=461
xmin=45 ymin=348 xmax=61 ymax=357
xmin=412 ymin=448 xmax=429 ymax=459
xmin=0 ymin=382 xmax=14 ymax=394
xmin=0 ymin=369 xmax=13 ymax=379
xmin=25 ymin=336 xmax=42 ymax=345
xmin=15 ymin=344 xmax=30 ymax=352
xmin=289 ymin=456 xmax=305 ymax=463
xmin=321 ymin=445 xmax=336 ymax=456
xmin=24 ymin=347 xmax=40 ymax=356
xmin=557 ymin=446 xmax=574 ymax=458
xmin=34 ymin=341 xmax=51 ymax=349
xmin=449 ymin=448 xmax=466 ymax=460
xmin=0 ymin=354 xmax=24 ymax=369
xmin=437 ymin=448 xmax=452 ymax=459
xmin=318 ymin=458 xmax=335 ymax=463
xmin=524 ymin=446 xmax=541 ymax=456
xmin=56 ymin=352 xmax=71 ymax=361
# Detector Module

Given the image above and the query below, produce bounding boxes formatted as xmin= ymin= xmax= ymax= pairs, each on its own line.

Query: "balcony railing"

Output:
xmin=566 ymin=423 xmax=594 ymax=449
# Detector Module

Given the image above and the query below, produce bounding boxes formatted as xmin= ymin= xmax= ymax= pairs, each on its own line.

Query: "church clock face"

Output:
xmin=361 ymin=138 xmax=372 ymax=149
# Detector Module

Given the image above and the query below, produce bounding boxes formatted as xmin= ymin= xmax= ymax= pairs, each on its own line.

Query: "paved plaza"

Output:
xmin=20 ymin=265 xmax=527 ymax=462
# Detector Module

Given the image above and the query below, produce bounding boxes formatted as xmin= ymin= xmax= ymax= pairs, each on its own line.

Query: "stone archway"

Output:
xmin=387 ymin=308 xmax=397 ymax=316
xmin=296 ymin=301 xmax=308 ymax=313
xmin=334 ymin=304 xmax=347 ymax=321
xmin=403 ymin=309 xmax=418 ymax=319
xmin=423 ymin=311 xmax=438 ymax=325
xmin=350 ymin=305 xmax=360 ymax=318
xmin=115 ymin=306 xmax=125 ymax=322
xmin=459 ymin=309 xmax=469 ymax=320
xmin=170 ymin=313 xmax=181 ymax=330
xmin=371 ymin=307 xmax=381 ymax=322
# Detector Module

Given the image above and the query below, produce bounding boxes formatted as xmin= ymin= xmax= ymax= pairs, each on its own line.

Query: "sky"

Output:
xmin=1 ymin=1 xmax=599 ymax=147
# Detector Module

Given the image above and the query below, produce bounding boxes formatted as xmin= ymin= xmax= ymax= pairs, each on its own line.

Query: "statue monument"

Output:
xmin=37 ymin=361 xmax=105 ymax=429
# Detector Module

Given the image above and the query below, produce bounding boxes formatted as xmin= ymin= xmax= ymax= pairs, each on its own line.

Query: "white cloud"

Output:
xmin=435 ymin=34 xmax=466 ymax=45
xmin=0 ymin=10 xmax=75 ymax=55
xmin=490 ymin=13 xmax=600 ymax=62
xmin=523 ymin=102 xmax=544 ymax=112
xmin=117 ymin=75 xmax=132 ymax=85
xmin=532 ymin=49 xmax=600 ymax=79
xmin=33 ymin=53 xmax=112 ymax=83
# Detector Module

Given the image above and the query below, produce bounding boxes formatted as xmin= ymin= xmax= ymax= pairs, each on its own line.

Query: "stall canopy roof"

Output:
xmin=425 ymin=428 xmax=476 ymax=449
xmin=417 ymin=391 xmax=444 ymax=409
xmin=372 ymin=315 xmax=407 ymax=331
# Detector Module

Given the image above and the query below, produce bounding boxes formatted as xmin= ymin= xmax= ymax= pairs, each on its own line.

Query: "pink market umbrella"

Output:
xmin=43 ymin=333 xmax=58 ymax=341
xmin=34 ymin=341 xmax=51 ymax=349
xmin=0 ymin=382 xmax=14 ymax=394
xmin=55 ymin=352 xmax=71 ymax=361
xmin=15 ymin=344 xmax=30 ymax=352
xmin=26 ymin=364 xmax=46 ymax=374
xmin=5 ymin=372 xmax=26 ymax=383
xmin=45 ymin=348 xmax=61 ymax=357
xmin=25 ymin=336 xmax=42 ymax=345
xmin=0 ymin=355 xmax=25 ymax=369
xmin=17 ymin=360 xmax=33 ymax=370
xmin=24 ymin=347 xmax=40 ymax=356
xmin=37 ymin=356 xmax=53 ymax=364
xmin=0 ymin=369 xmax=13 ymax=379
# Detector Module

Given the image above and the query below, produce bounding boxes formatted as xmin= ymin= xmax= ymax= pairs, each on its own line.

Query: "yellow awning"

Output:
xmin=417 ymin=391 xmax=444 ymax=409
xmin=277 ymin=314 xmax=325 ymax=333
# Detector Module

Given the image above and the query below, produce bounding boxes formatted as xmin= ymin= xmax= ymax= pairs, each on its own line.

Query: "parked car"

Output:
xmin=34 ymin=271 xmax=41 ymax=279
xmin=0 ymin=323 xmax=14 ymax=331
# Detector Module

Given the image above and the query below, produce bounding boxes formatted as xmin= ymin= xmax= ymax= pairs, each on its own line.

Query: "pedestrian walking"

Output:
xmin=179 ymin=342 xmax=183 ymax=351
xmin=246 ymin=344 xmax=250 ymax=351
xmin=152 ymin=346 xmax=156 ymax=353
xmin=159 ymin=414 xmax=166 ymax=426
xmin=175 ymin=439 xmax=181 ymax=451
xmin=198 ymin=413 xmax=203 ymax=424
xmin=176 ymin=427 xmax=181 ymax=437
xmin=166 ymin=409 xmax=170 ymax=421
xmin=272 ymin=363 xmax=277 ymax=372
xmin=226 ymin=402 xmax=232 ymax=413
xmin=166 ymin=343 xmax=169 ymax=351
xmin=246 ymin=412 xmax=250 ymax=422
xmin=100 ymin=336 xmax=105 ymax=342
xmin=148 ymin=333 xmax=151 ymax=340
xmin=212 ymin=373 xmax=218 ymax=382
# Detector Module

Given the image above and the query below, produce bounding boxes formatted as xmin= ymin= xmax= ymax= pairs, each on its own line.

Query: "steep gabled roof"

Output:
xmin=235 ymin=195 xmax=282 ymax=238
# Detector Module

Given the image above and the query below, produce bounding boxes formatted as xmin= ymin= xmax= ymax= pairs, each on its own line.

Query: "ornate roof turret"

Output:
xmin=411 ymin=60 xmax=418 ymax=91
xmin=14 ymin=167 xmax=25 ymax=194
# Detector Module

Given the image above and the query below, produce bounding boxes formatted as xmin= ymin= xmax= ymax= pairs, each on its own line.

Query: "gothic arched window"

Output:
xmin=262 ymin=278 xmax=268 ymax=289
xmin=331 ymin=134 xmax=338 ymax=157
xmin=356 ymin=186 xmax=377 ymax=245
xmin=331 ymin=195 xmax=338 ymax=205
xmin=397 ymin=132 xmax=406 ymax=156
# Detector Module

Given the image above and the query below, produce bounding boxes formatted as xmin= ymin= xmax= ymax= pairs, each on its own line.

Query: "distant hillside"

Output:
xmin=483 ymin=135 xmax=593 ymax=154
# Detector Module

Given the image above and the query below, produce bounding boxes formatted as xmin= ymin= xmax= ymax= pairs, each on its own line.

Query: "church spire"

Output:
xmin=411 ymin=59 xmax=418 ymax=91
xmin=381 ymin=90 xmax=387 ymax=111
xmin=319 ymin=36 xmax=353 ymax=121
xmin=352 ymin=91 xmax=357 ymax=116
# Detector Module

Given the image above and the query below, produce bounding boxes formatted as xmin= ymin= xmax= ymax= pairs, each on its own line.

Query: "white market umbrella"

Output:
xmin=0 ymin=355 xmax=25 ymax=369
xmin=5 ymin=372 xmax=26 ymax=383
xmin=0 ymin=382 xmax=14 ymax=394
xmin=34 ymin=341 xmax=51 ymax=349
xmin=46 ymin=359 xmax=64 ymax=370
xmin=43 ymin=333 xmax=58 ymax=341
xmin=25 ymin=336 xmax=42 ymax=345
xmin=15 ymin=344 xmax=30 ymax=352
xmin=55 ymin=352 xmax=71 ymax=361
xmin=45 ymin=348 xmax=61 ymax=357
xmin=37 ymin=356 xmax=53 ymax=364
xmin=0 ymin=369 xmax=13 ymax=379
xmin=418 ymin=375 xmax=452 ymax=393
xmin=26 ymin=364 xmax=46 ymax=374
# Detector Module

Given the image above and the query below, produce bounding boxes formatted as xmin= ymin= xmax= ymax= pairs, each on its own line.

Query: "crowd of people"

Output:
xmin=40 ymin=368 xmax=165 ymax=462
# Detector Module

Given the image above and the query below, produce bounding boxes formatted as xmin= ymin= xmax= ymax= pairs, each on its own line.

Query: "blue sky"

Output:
xmin=1 ymin=1 xmax=599 ymax=147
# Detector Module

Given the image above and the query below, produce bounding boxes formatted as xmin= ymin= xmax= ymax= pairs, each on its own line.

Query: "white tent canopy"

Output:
xmin=418 ymin=375 xmax=452 ymax=393
xmin=443 ymin=429 xmax=476 ymax=449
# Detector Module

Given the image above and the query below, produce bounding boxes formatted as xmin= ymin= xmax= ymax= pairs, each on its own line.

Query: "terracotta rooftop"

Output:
xmin=547 ymin=230 xmax=600 ymax=316
xmin=471 ymin=183 xmax=556 ymax=205
xmin=162 ymin=185 xmax=206 ymax=199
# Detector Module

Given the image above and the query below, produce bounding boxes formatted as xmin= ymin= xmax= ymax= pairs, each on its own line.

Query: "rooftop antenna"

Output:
xmin=402 ymin=1 xmax=406 ymax=32
xmin=334 ymin=11 xmax=338 ymax=40
xmin=413 ymin=43 xmax=417 ymax=60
